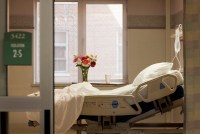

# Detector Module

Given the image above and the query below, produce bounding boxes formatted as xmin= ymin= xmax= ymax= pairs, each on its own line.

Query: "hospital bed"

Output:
xmin=72 ymin=73 xmax=184 ymax=134
xmin=27 ymin=67 xmax=184 ymax=134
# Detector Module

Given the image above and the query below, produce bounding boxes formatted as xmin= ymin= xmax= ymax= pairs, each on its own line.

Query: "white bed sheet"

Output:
xmin=26 ymin=70 xmax=183 ymax=134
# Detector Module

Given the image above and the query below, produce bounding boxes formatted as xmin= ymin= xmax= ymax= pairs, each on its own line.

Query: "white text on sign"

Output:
xmin=13 ymin=49 xmax=23 ymax=58
xmin=11 ymin=33 xmax=26 ymax=39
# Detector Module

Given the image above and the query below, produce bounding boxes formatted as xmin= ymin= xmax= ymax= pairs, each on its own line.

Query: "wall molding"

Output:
xmin=127 ymin=10 xmax=183 ymax=29
xmin=9 ymin=15 xmax=34 ymax=29
xmin=127 ymin=15 xmax=165 ymax=29
xmin=10 ymin=11 xmax=183 ymax=29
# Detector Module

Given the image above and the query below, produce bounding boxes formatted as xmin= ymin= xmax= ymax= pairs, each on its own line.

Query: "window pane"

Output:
xmin=55 ymin=60 xmax=67 ymax=72
xmin=55 ymin=46 xmax=66 ymax=72
xmin=55 ymin=47 xmax=66 ymax=59
xmin=86 ymin=4 xmax=123 ymax=82
xmin=54 ymin=2 xmax=78 ymax=82
xmin=55 ymin=32 xmax=66 ymax=43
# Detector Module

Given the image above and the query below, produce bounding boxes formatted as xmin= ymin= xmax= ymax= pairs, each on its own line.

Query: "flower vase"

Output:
xmin=81 ymin=67 xmax=89 ymax=82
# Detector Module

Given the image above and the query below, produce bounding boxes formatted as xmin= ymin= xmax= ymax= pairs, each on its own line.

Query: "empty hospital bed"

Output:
xmin=27 ymin=63 xmax=184 ymax=134
xmin=73 ymin=71 xmax=184 ymax=134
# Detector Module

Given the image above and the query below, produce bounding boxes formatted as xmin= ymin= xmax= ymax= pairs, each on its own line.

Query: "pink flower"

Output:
xmin=73 ymin=58 xmax=78 ymax=62
xmin=78 ymin=56 xmax=83 ymax=60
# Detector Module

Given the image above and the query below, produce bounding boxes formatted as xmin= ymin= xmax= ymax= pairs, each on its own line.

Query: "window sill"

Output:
xmin=90 ymin=82 xmax=127 ymax=87
xmin=32 ymin=82 xmax=127 ymax=88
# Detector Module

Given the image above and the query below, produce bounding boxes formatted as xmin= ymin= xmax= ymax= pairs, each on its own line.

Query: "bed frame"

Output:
xmin=73 ymin=74 xmax=184 ymax=134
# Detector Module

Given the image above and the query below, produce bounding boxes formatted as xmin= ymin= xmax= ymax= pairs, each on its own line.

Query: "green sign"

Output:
xmin=3 ymin=31 xmax=32 ymax=65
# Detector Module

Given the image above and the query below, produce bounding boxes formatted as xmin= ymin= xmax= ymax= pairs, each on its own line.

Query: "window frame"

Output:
xmin=83 ymin=1 xmax=127 ymax=83
xmin=34 ymin=0 xmax=127 ymax=84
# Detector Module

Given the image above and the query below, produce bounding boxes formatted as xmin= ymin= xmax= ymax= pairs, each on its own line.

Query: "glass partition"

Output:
xmin=8 ymin=0 xmax=42 ymax=133
xmin=0 ymin=0 xmax=54 ymax=133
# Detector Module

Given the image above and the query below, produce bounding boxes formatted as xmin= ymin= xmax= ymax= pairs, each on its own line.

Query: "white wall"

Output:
xmin=127 ymin=29 xmax=166 ymax=82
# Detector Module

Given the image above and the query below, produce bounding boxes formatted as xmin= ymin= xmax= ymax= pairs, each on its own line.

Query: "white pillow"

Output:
xmin=132 ymin=62 xmax=173 ymax=86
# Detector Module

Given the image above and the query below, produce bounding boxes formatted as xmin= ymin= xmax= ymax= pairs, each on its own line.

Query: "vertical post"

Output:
xmin=0 ymin=0 xmax=7 ymax=96
xmin=40 ymin=0 xmax=54 ymax=133
xmin=0 ymin=0 xmax=8 ymax=134
xmin=0 ymin=112 xmax=8 ymax=134
xmin=44 ymin=110 xmax=51 ymax=134
xmin=165 ymin=0 xmax=171 ymax=62
xmin=165 ymin=0 xmax=173 ymax=124
xmin=78 ymin=1 xmax=83 ymax=82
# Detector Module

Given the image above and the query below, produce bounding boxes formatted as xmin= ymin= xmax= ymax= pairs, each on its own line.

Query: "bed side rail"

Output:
xmin=134 ymin=74 xmax=177 ymax=103
xmin=81 ymin=95 xmax=142 ymax=116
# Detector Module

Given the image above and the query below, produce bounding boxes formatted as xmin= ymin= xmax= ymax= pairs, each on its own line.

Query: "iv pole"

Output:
xmin=172 ymin=24 xmax=183 ymax=71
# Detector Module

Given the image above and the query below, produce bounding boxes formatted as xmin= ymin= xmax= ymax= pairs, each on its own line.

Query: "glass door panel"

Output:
xmin=8 ymin=0 xmax=42 ymax=133
xmin=0 ymin=0 xmax=54 ymax=133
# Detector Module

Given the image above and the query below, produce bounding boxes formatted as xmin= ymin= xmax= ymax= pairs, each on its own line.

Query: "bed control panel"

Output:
xmin=81 ymin=95 xmax=142 ymax=116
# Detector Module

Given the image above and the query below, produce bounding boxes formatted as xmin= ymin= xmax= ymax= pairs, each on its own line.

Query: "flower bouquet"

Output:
xmin=73 ymin=54 xmax=97 ymax=82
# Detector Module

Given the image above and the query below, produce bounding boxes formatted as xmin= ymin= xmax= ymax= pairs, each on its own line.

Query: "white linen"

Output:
xmin=27 ymin=82 xmax=100 ymax=134
xmin=54 ymin=88 xmax=84 ymax=134
xmin=27 ymin=70 xmax=183 ymax=134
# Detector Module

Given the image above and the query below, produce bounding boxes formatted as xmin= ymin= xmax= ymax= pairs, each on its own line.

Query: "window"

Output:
xmin=35 ymin=1 xmax=127 ymax=84
xmin=54 ymin=32 xmax=68 ymax=73
xmin=85 ymin=4 xmax=125 ymax=82
xmin=54 ymin=2 xmax=78 ymax=83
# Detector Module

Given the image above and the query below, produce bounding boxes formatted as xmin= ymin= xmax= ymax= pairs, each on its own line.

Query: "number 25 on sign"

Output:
xmin=13 ymin=49 xmax=22 ymax=58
